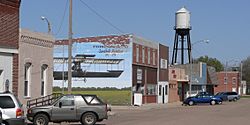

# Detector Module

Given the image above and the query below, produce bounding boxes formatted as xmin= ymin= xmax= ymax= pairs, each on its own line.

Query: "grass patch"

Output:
xmin=241 ymin=95 xmax=250 ymax=98
xmin=54 ymin=90 xmax=131 ymax=105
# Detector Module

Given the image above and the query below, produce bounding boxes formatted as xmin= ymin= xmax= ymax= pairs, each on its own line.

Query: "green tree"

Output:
xmin=242 ymin=56 xmax=250 ymax=83
xmin=194 ymin=55 xmax=224 ymax=72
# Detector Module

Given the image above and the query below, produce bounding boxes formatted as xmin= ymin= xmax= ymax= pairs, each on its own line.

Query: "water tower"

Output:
xmin=171 ymin=7 xmax=192 ymax=65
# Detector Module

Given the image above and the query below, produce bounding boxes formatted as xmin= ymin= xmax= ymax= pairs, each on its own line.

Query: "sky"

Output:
xmin=21 ymin=0 xmax=250 ymax=65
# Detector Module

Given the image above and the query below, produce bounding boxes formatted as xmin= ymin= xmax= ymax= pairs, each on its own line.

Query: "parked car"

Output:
xmin=0 ymin=92 xmax=25 ymax=125
xmin=215 ymin=92 xmax=240 ymax=102
xmin=183 ymin=92 xmax=222 ymax=106
xmin=27 ymin=94 xmax=110 ymax=125
xmin=214 ymin=92 xmax=228 ymax=101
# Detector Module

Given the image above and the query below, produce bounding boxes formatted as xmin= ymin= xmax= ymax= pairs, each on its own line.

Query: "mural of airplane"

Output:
xmin=53 ymin=54 xmax=125 ymax=80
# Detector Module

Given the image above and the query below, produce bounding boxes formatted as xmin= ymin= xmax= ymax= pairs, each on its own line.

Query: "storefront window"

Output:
xmin=147 ymin=84 xmax=156 ymax=95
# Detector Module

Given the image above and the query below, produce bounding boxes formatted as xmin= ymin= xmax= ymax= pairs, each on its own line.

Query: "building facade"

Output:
xmin=173 ymin=62 xmax=219 ymax=100
xmin=18 ymin=29 xmax=54 ymax=105
xmin=214 ymin=71 xmax=240 ymax=94
xmin=0 ymin=0 xmax=20 ymax=95
xmin=132 ymin=36 xmax=169 ymax=104
xmin=168 ymin=67 xmax=188 ymax=103
xmin=55 ymin=34 xmax=169 ymax=104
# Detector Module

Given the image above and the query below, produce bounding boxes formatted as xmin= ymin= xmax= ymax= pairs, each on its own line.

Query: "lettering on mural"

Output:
xmin=93 ymin=44 xmax=129 ymax=56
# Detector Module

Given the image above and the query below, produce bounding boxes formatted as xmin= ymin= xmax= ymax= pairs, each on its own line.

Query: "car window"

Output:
xmin=0 ymin=96 xmax=15 ymax=109
xmin=197 ymin=95 xmax=202 ymax=98
xmin=83 ymin=95 xmax=104 ymax=105
xmin=57 ymin=95 xmax=74 ymax=106
xmin=228 ymin=92 xmax=237 ymax=95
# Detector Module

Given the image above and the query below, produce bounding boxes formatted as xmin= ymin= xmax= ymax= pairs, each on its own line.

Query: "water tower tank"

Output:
xmin=175 ymin=7 xmax=191 ymax=29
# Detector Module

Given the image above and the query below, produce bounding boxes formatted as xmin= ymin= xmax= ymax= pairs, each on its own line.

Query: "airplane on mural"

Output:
xmin=53 ymin=54 xmax=125 ymax=81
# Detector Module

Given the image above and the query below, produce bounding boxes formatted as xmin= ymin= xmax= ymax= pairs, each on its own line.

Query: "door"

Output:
xmin=51 ymin=95 xmax=77 ymax=121
xmin=158 ymin=82 xmax=169 ymax=103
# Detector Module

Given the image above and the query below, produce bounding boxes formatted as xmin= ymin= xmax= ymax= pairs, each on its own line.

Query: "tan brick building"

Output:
xmin=168 ymin=67 xmax=188 ymax=103
xmin=18 ymin=29 xmax=55 ymax=105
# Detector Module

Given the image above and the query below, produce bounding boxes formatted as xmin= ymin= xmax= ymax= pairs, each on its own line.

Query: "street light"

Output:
xmin=41 ymin=16 xmax=52 ymax=34
xmin=189 ymin=39 xmax=209 ymax=97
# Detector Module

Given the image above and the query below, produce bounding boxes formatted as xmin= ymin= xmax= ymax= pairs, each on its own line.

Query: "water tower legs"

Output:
xmin=171 ymin=30 xmax=191 ymax=65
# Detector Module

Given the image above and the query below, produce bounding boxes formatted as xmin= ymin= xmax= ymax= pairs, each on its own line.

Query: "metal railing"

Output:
xmin=27 ymin=93 xmax=63 ymax=108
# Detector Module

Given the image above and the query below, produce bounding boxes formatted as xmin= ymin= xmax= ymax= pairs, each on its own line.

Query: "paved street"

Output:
xmin=100 ymin=98 xmax=250 ymax=125
xmin=48 ymin=98 xmax=250 ymax=125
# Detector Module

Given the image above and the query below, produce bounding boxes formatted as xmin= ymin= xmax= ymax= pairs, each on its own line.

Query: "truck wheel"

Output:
xmin=81 ymin=112 xmax=97 ymax=125
xmin=34 ymin=114 xmax=49 ymax=125
xmin=210 ymin=100 xmax=216 ymax=105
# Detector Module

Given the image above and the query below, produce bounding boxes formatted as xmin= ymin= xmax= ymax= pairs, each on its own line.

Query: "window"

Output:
xmin=148 ymin=49 xmax=151 ymax=64
xmin=173 ymin=75 xmax=177 ymax=79
xmin=0 ymin=96 xmax=15 ymax=109
xmin=159 ymin=85 xmax=162 ymax=96
xmin=83 ymin=95 xmax=104 ymax=105
xmin=147 ymin=84 xmax=156 ymax=95
xmin=153 ymin=50 xmax=156 ymax=65
xmin=224 ymin=77 xmax=228 ymax=84
xmin=41 ymin=64 xmax=48 ymax=96
xmin=24 ymin=63 xmax=31 ymax=97
xmin=136 ymin=45 xmax=139 ymax=63
xmin=232 ymin=77 xmax=237 ymax=84
xmin=142 ymin=47 xmax=145 ymax=63
xmin=165 ymin=85 xmax=168 ymax=95
xmin=58 ymin=95 xmax=75 ymax=106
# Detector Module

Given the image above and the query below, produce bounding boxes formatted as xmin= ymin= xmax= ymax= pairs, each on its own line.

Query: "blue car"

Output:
xmin=183 ymin=92 xmax=222 ymax=106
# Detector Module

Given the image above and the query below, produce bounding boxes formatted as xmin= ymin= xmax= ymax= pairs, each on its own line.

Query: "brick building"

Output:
xmin=0 ymin=0 xmax=21 ymax=95
xmin=214 ymin=71 xmax=240 ymax=93
xmin=18 ymin=29 xmax=54 ymax=105
xmin=168 ymin=67 xmax=188 ymax=103
xmin=132 ymin=36 xmax=169 ymax=104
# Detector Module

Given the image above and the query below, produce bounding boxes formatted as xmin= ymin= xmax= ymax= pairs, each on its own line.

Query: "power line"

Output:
xmin=55 ymin=0 xmax=69 ymax=36
xmin=79 ymin=0 xmax=125 ymax=33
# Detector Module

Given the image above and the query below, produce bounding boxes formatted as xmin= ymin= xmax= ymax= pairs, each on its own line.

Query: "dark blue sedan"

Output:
xmin=183 ymin=92 xmax=222 ymax=106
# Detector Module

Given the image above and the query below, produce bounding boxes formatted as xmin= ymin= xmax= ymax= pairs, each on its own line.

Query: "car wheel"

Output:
xmin=33 ymin=114 xmax=49 ymax=125
xmin=218 ymin=101 xmax=223 ymax=105
xmin=233 ymin=97 xmax=237 ymax=102
xmin=188 ymin=101 xmax=194 ymax=106
xmin=210 ymin=100 xmax=216 ymax=105
xmin=81 ymin=112 xmax=97 ymax=125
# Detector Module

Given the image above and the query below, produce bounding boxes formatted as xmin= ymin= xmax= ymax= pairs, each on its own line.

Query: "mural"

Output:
xmin=53 ymin=35 xmax=133 ymax=89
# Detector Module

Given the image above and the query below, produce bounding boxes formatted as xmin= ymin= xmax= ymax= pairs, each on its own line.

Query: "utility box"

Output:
xmin=134 ymin=93 xmax=142 ymax=106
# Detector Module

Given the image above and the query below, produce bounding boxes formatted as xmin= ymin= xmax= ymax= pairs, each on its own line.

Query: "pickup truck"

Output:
xmin=26 ymin=94 xmax=110 ymax=125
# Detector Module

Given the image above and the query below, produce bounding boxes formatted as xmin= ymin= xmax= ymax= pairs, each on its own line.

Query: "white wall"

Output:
xmin=0 ymin=53 xmax=13 ymax=92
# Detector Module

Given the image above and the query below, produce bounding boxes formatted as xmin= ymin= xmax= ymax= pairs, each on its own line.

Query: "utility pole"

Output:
xmin=225 ymin=61 xmax=228 ymax=92
xmin=68 ymin=0 xmax=73 ymax=94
